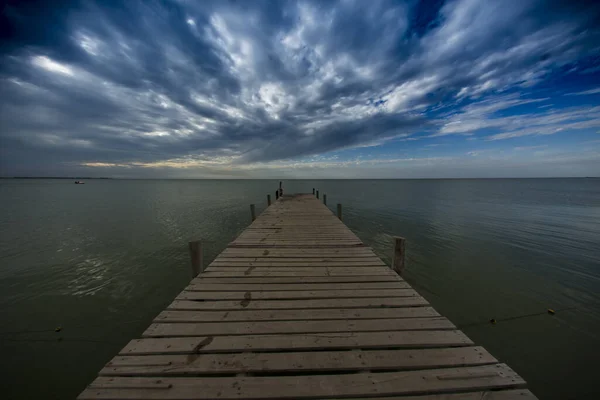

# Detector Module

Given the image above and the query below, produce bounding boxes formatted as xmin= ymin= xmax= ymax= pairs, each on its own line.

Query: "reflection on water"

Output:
xmin=66 ymin=257 xmax=111 ymax=297
xmin=0 ymin=178 xmax=599 ymax=399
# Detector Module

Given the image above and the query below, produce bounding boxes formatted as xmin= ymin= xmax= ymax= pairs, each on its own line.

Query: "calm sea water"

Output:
xmin=1 ymin=179 xmax=599 ymax=399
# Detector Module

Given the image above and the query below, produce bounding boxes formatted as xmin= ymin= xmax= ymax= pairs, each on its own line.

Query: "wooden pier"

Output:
xmin=78 ymin=194 xmax=536 ymax=399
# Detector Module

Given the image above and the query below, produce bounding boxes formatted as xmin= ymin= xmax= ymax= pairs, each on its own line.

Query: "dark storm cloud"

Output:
xmin=1 ymin=0 xmax=599 ymax=175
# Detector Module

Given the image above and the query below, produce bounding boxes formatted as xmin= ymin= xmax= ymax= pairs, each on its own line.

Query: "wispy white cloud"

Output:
xmin=566 ymin=87 xmax=600 ymax=96
xmin=433 ymin=95 xmax=550 ymax=137
xmin=514 ymin=145 xmax=548 ymax=151
xmin=486 ymin=106 xmax=600 ymax=140
xmin=76 ymin=148 xmax=600 ymax=179
xmin=432 ymin=93 xmax=600 ymax=141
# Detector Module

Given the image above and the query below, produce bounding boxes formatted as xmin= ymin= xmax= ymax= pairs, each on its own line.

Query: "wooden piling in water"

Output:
xmin=187 ymin=240 xmax=203 ymax=278
xmin=337 ymin=203 xmax=342 ymax=220
xmin=316 ymin=190 xmax=319 ymax=199
xmin=392 ymin=236 xmax=406 ymax=275
xmin=275 ymin=190 xmax=279 ymax=200
xmin=267 ymin=194 xmax=271 ymax=206
xmin=250 ymin=204 xmax=256 ymax=221
xmin=323 ymin=194 xmax=327 ymax=205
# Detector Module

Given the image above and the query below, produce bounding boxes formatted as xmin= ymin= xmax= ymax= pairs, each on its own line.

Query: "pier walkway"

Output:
xmin=78 ymin=194 xmax=535 ymax=399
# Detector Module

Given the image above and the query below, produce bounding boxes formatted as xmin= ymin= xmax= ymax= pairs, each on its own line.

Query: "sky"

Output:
xmin=1 ymin=0 xmax=599 ymax=179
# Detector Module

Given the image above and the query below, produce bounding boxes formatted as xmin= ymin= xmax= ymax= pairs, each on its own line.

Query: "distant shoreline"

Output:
xmin=0 ymin=177 xmax=113 ymax=180
xmin=1 ymin=177 xmax=597 ymax=180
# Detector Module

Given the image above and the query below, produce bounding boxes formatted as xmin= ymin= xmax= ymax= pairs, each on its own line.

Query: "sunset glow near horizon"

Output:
xmin=1 ymin=0 xmax=599 ymax=178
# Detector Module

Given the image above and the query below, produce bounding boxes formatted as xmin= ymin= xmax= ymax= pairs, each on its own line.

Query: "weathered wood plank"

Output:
xmin=167 ymin=297 xmax=430 ymax=310
xmin=235 ymin=234 xmax=355 ymax=236
xmin=191 ymin=276 xmax=402 ymax=284
xmin=212 ymin=257 xmax=384 ymax=263
xmin=80 ymin=364 xmax=525 ymax=399
xmin=238 ymin=231 xmax=358 ymax=235
xmin=101 ymin=346 xmax=496 ymax=376
xmin=155 ymin=307 xmax=439 ymax=322
xmin=232 ymin=236 xmax=362 ymax=241
xmin=243 ymin=230 xmax=351 ymax=232
xmin=199 ymin=270 xmax=394 ymax=277
xmin=202 ymin=266 xmax=395 ymax=274
xmin=185 ymin=282 xmax=409 ymax=292
xmin=227 ymin=244 xmax=366 ymax=248
xmin=236 ymin=234 xmax=360 ymax=238
xmin=209 ymin=261 xmax=387 ymax=267
xmin=143 ymin=317 xmax=455 ymax=337
xmin=323 ymin=390 xmax=538 ymax=400
xmin=176 ymin=288 xmax=420 ymax=301
xmin=219 ymin=249 xmax=378 ymax=258
xmin=121 ymin=330 xmax=473 ymax=355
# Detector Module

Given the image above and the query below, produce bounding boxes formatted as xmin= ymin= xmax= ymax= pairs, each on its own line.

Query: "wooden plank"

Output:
xmin=199 ymin=270 xmax=393 ymax=277
xmin=155 ymin=307 xmax=440 ymax=322
xmin=202 ymin=266 xmax=395 ymax=274
xmin=219 ymin=249 xmax=378 ymax=257
xmin=80 ymin=364 xmax=525 ymax=399
xmin=185 ymin=282 xmax=409 ymax=291
xmin=224 ymin=233 xmax=360 ymax=236
xmin=167 ymin=297 xmax=430 ymax=310
xmin=233 ymin=240 xmax=362 ymax=243
xmin=101 ymin=346 xmax=496 ymax=376
xmin=120 ymin=330 xmax=473 ymax=355
xmin=237 ymin=233 xmax=359 ymax=236
xmin=248 ymin=224 xmax=348 ymax=227
xmin=212 ymin=257 xmax=384 ymax=263
xmin=143 ymin=318 xmax=455 ymax=337
xmin=209 ymin=261 xmax=387 ymax=267
xmin=323 ymin=390 xmax=538 ymax=400
xmin=231 ymin=240 xmax=362 ymax=243
xmin=217 ymin=254 xmax=380 ymax=259
xmin=176 ymin=289 xmax=420 ymax=301
xmin=190 ymin=276 xmax=402 ymax=284
xmin=230 ymin=239 xmax=362 ymax=243
xmin=237 ymin=230 xmax=358 ymax=234
xmin=205 ymin=265 xmax=390 ymax=271
xmin=227 ymin=244 xmax=366 ymax=248
xmin=229 ymin=244 xmax=365 ymax=248
xmin=238 ymin=231 xmax=358 ymax=234
xmin=237 ymin=234 xmax=362 ymax=238
xmin=236 ymin=234 xmax=360 ymax=238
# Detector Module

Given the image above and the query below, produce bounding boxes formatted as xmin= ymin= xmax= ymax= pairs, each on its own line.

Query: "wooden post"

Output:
xmin=323 ymin=194 xmax=327 ymax=205
xmin=392 ymin=236 xmax=406 ymax=275
xmin=267 ymin=194 xmax=271 ymax=206
xmin=316 ymin=190 xmax=319 ymax=199
xmin=250 ymin=204 xmax=256 ymax=221
xmin=188 ymin=240 xmax=203 ymax=278
xmin=337 ymin=203 xmax=342 ymax=220
xmin=275 ymin=190 xmax=279 ymax=200
xmin=313 ymin=188 xmax=315 ymax=195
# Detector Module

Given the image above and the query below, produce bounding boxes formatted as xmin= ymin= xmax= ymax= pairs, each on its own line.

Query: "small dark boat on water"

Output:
xmin=74 ymin=180 xmax=85 ymax=184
